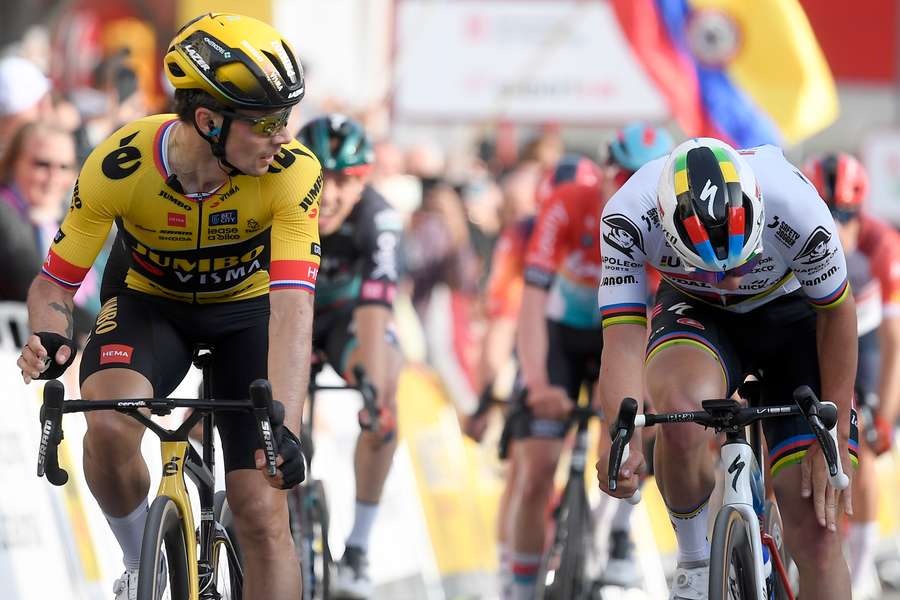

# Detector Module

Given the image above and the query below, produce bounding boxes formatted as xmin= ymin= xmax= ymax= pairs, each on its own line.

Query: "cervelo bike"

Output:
xmin=288 ymin=356 xmax=380 ymax=600
xmin=608 ymin=381 xmax=849 ymax=600
xmin=37 ymin=346 xmax=283 ymax=600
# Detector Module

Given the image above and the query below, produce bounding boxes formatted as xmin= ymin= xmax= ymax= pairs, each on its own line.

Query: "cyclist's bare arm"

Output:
xmin=354 ymin=304 xmax=393 ymax=401
xmin=598 ymin=323 xmax=646 ymax=495
xmin=516 ymin=286 xmax=551 ymax=389
xmin=816 ymin=295 xmax=857 ymax=441
xmin=19 ymin=277 xmax=77 ymax=382
xmin=268 ymin=289 xmax=315 ymax=436
xmin=878 ymin=315 xmax=900 ymax=424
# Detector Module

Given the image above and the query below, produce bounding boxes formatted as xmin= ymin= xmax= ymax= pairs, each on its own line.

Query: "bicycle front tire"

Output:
xmin=138 ymin=496 xmax=191 ymax=600
xmin=709 ymin=506 xmax=761 ymax=600
xmin=535 ymin=482 xmax=591 ymax=600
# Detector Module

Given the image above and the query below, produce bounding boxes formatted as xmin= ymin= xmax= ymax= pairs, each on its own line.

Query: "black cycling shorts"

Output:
xmin=507 ymin=320 xmax=602 ymax=440
xmin=647 ymin=283 xmax=859 ymax=478
xmin=312 ymin=308 xmax=399 ymax=377
xmin=80 ymin=293 xmax=270 ymax=472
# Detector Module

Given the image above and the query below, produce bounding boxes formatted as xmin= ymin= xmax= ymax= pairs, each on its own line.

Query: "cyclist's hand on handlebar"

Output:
xmin=254 ymin=421 xmax=307 ymax=489
xmin=526 ymin=385 xmax=571 ymax=420
xmin=18 ymin=333 xmax=75 ymax=383
xmin=800 ymin=439 xmax=853 ymax=531
xmin=598 ymin=442 xmax=645 ymax=499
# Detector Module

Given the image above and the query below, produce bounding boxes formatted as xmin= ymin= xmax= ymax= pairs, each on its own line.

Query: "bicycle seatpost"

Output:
xmin=37 ymin=379 xmax=68 ymax=486
xmin=608 ymin=397 xmax=641 ymax=504
xmin=249 ymin=379 xmax=280 ymax=477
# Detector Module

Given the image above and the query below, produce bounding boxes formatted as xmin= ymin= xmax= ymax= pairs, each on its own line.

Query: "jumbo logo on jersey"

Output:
xmin=794 ymin=226 xmax=834 ymax=265
xmin=602 ymin=214 xmax=645 ymax=259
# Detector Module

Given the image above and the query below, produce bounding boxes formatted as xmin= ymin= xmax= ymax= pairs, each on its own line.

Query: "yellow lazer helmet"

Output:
xmin=165 ymin=13 xmax=305 ymax=110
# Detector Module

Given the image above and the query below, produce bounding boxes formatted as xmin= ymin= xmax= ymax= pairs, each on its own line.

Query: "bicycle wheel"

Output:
xmin=212 ymin=491 xmax=244 ymax=599
xmin=709 ymin=506 xmax=761 ymax=600
xmin=138 ymin=496 xmax=191 ymax=600
xmin=763 ymin=500 xmax=793 ymax=599
xmin=289 ymin=480 xmax=331 ymax=600
xmin=535 ymin=482 xmax=592 ymax=600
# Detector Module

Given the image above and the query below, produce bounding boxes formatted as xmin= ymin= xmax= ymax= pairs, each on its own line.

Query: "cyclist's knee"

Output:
xmin=228 ymin=484 xmax=291 ymax=549
xmin=83 ymin=411 xmax=144 ymax=457
xmin=514 ymin=445 xmax=559 ymax=504
xmin=783 ymin=519 xmax=841 ymax=573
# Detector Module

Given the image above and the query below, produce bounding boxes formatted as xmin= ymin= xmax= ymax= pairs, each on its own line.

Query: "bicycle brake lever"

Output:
xmin=608 ymin=398 xmax=639 ymax=503
xmin=37 ymin=380 xmax=68 ymax=486
xmin=249 ymin=379 xmax=279 ymax=477
xmin=793 ymin=387 xmax=849 ymax=490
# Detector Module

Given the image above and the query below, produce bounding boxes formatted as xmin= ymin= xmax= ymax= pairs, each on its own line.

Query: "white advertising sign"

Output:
xmin=863 ymin=131 xmax=900 ymax=226
xmin=393 ymin=0 xmax=667 ymax=123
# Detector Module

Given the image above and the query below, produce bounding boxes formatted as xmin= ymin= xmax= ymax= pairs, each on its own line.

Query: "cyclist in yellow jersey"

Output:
xmin=16 ymin=13 xmax=319 ymax=600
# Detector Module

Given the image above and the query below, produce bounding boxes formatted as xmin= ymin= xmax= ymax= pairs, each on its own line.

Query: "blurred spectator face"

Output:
xmin=834 ymin=213 xmax=861 ymax=253
xmin=7 ymin=123 xmax=76 ymax=216
xmin=405 ymin=142 xmax=445 ymax=180
xmin=464 ymin=178 xmax=503 ymax=235
xmin=373 ymin=141 xmax=405 ymax=179
xmin=0 ymin=56 xmax=52 ymax=152
xmin=319 ymin=170 xmax=366 ymax=235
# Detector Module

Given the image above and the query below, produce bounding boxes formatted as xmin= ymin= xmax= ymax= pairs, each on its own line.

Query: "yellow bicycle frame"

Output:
xmin=158 ymin=440 xmax=199 ymax=600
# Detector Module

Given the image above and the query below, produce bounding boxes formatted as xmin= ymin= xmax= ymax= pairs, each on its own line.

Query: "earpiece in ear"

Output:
xmin=208 ymin=122 xmax=221 ymax=137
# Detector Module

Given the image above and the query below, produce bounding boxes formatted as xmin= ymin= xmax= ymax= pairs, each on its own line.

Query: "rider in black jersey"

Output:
xmin=297 ymin=114 xmax=403 ymax=599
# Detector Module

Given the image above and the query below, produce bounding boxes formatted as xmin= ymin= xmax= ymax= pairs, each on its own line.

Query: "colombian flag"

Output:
xmin=612 ymin=0 xmax=838 ymax=147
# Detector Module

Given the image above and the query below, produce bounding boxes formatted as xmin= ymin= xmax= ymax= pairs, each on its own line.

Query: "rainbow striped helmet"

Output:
xmin=657 ymin=138 xmax=763 ymax=273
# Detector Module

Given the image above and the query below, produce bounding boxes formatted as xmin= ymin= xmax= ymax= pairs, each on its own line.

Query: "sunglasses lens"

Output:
xmin=253 ymin=110 xmax=290 ymax=136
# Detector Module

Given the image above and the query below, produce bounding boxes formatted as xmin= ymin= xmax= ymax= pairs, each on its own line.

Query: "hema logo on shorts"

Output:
xmin=100 ymin=344 xmax=134 ymax=365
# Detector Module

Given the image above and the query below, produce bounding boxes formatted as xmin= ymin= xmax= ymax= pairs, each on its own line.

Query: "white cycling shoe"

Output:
xmin=112 ymin=559 xmax=168 ymax=600
xmin=669 ymin=559 xmax=709 ymax=600
xmin=331 ymin=545 xmax=373 ymax=599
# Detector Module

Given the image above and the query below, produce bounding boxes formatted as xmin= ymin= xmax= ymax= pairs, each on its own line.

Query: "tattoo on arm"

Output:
xmin=49 ymin=302 xmax=74 ymax=338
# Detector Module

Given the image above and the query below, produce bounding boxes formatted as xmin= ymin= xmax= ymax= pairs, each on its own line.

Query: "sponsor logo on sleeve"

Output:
xmin=53 ymin=229 xmax=65 ymax=244
xmin=602 ymin=213 xmax=645 ymax=259
xmin=167 ymin=213 xmax=186 ymax=228
xmin=311 ymin=242 xmax=322 ymax=256
xmin=99 ymin=344 xmax=133 ymax=365
xmin=793 ymin=226 xmax=835 ymax=265
xmin=209 ymin=210 xmax=238 ymax=226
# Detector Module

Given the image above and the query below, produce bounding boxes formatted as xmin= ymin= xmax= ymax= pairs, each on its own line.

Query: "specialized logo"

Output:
xmin=794 ymin=226 xmax=834 ymax=264
xmin=602 ymin=214 xmax=645 ymax=259
xmin=727 ymin=454 xmax=746 ymax=492
xmin=699 ymin=179 xmax=719 ymax=218
xmin=99 ymin=344 xmax=133 ymax=365
xmin=668 ymin=302 xmax=692 ymax=315
xmin=209 ymin=209 xmax=238 ymax=226
xmin=676 ymin=317 xmax=705 ymax=330
xmin=168 ymin=212 xmax=186 ymax=228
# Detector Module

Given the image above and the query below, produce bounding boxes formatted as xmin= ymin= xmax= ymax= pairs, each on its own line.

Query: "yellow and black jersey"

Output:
xmin=41 ymin=114 xmax=322 ymax=304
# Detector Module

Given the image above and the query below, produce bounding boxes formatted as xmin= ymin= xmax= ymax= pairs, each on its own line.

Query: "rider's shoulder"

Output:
xmin=358 ymin=186 xmax=403 ymax=232
xmin=259 ymin=137 xmax=322 ymax=192
xmin=80 ymin=114 xmax=171 ymax=184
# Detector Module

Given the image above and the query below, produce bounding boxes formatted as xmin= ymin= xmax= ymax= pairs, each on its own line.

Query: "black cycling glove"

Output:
xmin=33 ymin=332 xmax=77 ymax=380
xmin=267 ymin=400 xmax=307 ymax=489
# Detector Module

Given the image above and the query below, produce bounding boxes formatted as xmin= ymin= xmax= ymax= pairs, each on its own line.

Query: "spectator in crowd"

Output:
xmin=405 ymin=141 xmax=445 ymax=196
xmin=0 ymin=122 xmax=75 ymax=300
xmin=371 ymin=139 xmax=422 ymax=220
xmin=0 ymin=55 xmax=53 ymax=153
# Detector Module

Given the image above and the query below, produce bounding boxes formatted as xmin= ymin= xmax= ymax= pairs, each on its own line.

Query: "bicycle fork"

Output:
xmin=721 ymin=441 xmax=768 ymax=599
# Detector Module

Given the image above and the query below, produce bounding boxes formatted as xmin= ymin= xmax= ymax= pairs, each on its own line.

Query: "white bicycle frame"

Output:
xmin=720 ymin=440 xmax=768 ymax=599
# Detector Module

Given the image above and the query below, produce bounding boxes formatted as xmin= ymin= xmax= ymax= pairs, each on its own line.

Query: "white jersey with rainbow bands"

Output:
xmin=598 ymin=144 xmax=850 ymax=327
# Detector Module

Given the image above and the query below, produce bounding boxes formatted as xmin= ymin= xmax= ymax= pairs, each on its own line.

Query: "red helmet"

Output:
xmin=802 ymin=153 xmax=869 ymax=213
xmin=536 ymin=154 xmax=602 ymax=205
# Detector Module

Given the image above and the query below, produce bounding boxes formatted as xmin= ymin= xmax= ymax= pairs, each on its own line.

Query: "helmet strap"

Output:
xmin=192 ymin=114 xmax=244 ymax=176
